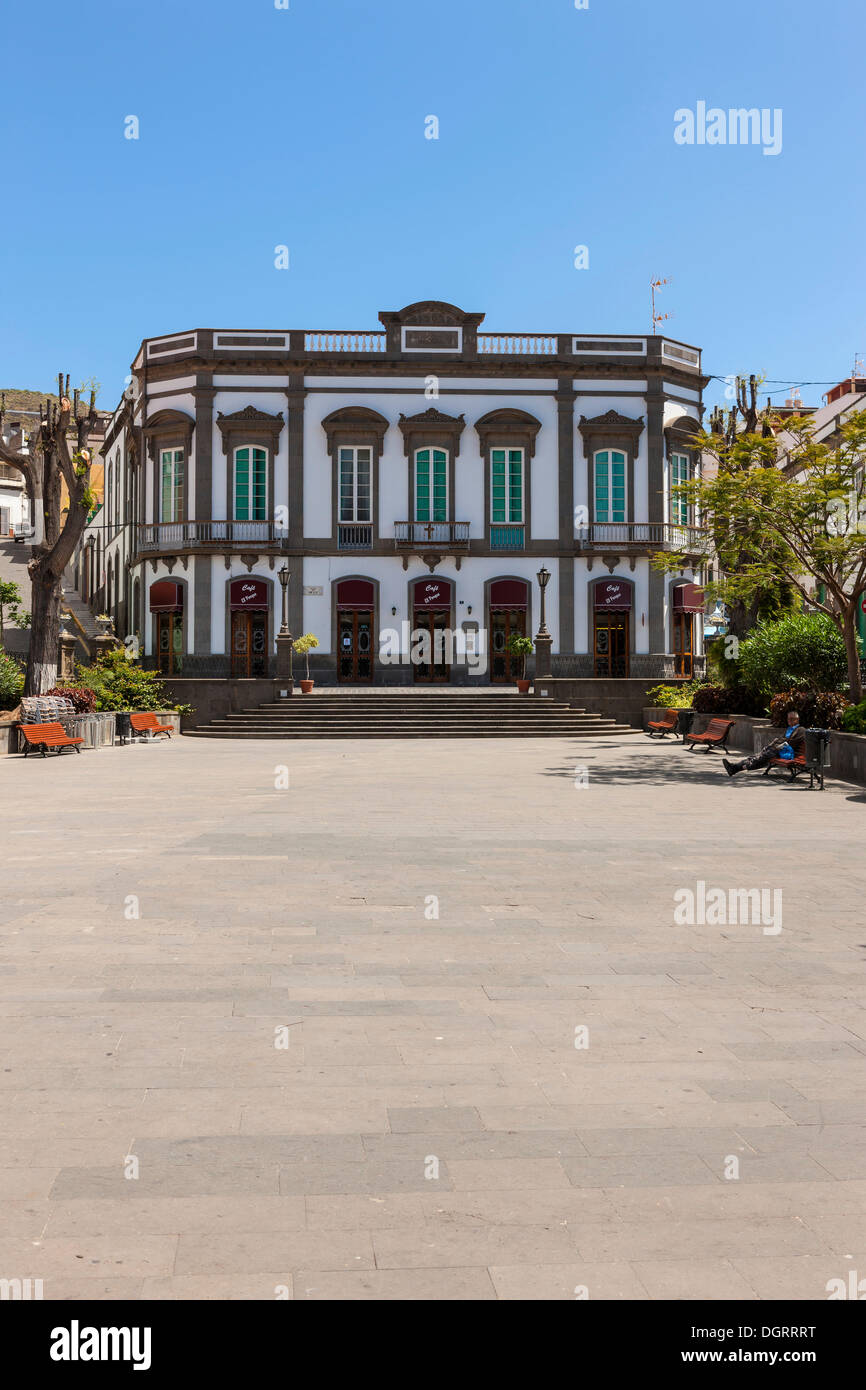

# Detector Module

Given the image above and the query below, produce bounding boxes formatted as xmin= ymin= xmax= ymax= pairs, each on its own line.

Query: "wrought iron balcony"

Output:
xmin=137 ymin=520 xmax=289 ymax=551
xmin=576 ymin=522 xmax=707 ymax=552
xmin=489 ymin=523 xmax=525 ymax=550
xmin=394 ymin=521 xmax=470 ymax=549
xmin=337 ymin=522 xmax=373 ymax=551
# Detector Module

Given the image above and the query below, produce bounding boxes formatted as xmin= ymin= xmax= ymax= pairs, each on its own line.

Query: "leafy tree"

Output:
xmin=0 ymin=579 xmax=27 ymax=647
xmin=737 ymin=612 xmax=848 ymax=697
xmin=0 ymin=380 xmax=99 ymax=695
xmin=655 ymin=409 xmax=866 ymax=701
xmin=0 ymin=650 xmax=25 ymax=710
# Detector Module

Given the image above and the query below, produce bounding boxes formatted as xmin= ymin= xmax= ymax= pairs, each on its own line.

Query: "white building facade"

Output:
xmin=82 ymin=301 xmax=708 ymax=689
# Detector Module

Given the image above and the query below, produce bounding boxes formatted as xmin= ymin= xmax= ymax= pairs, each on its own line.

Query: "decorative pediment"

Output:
xmin=143 ymin=409 xmax=194 ymax=461
xmin=216 ymin=406 xmax=284 ymax=455
xmin=380 ymin=300 xmax=484 ymax=328
xmin=665 ymin=413 xmax=702 ymax=456
xmin=474 ymin=408 xmax=543 ymax=458
xmin=398 ymin=408 xmax=466 ymax=458
xmin=321 ymin=406 xmax=389 ymax=461
xmin=578 ymin=410 xmax=645 ymax=459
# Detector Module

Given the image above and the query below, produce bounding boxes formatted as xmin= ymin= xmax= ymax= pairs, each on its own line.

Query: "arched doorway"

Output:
xmin=593 ymin=579 xmax=631 ymax=678
xmin=150 ymin=580 xmax=184 ymax=674
xmin=336 ymin=579 xmax=375 ymax=683
xmin=230 ymin=578 xmax=269 ymax=678
xmin=488 ymin=578 xmax=529 ymax=684
xmin=412 ymin=578 xmax=453 ymax=683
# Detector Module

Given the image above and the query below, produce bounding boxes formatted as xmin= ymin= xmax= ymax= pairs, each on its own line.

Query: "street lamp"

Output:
xmin=278 ymin=565 xmax=290 ymax=636
xmin=533 ymin=566 xmax=553 ymax=681
xmin=536 ymin=566 xmax=551 ymax=636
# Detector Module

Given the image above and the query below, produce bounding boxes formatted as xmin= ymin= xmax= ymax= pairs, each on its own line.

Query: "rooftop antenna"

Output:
xmin=650 ymin=277 xmax=672 ymax=335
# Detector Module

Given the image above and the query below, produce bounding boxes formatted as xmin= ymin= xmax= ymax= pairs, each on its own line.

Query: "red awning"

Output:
xmin=149 ymin=580 xmax=183 ymax=612
xmin=673 ymin=583 xmax=704 ymax=612
xmin=336 ymin=579 xmax=375 ymax=609
xmin=594 ymin=580 xmax=632 ymax=611
xmin=490 ymin=579 xmax=529 ymax=608
xmin=230 ymin=579 xmax=269 ymax=611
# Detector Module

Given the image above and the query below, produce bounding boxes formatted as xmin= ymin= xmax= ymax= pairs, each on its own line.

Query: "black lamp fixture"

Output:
xmin=278 ymin=564 xmax=290 ymax=637
xmin=536 ymin=566 xmax=551 ymax=637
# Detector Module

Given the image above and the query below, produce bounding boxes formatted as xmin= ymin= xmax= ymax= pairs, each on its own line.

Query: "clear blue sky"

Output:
xmin=1 ymin=0 xmax=862 ymax=413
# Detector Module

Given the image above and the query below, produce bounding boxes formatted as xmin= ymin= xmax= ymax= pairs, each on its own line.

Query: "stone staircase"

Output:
xmin=185 ymin=690 xmax=641 ymax=740
xmin=60 ymin=583 xmax=100 ymax=663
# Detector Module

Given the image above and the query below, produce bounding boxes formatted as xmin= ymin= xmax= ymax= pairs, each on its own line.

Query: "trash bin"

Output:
xmin=804 ymin=728 xmax=832 ymax=790
xmin=115 ymin=711 xmax=133 ymax=746
xmin=677 ymin=709 xmax=696 ymax=740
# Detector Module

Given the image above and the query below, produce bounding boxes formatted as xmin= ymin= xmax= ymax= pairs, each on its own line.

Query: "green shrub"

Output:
xmin=738 ymin=613 xmax=849 ymax=697
xmin=0 ymin=649 xmax=25 ymax=710
xmin=75 ymin=649 xmax=179 ymax=712
xmin=841 ymin=700 xmax=866 ymax=735
xmin=646 ymin=682 xmax=697 ymax=710
xmin=768 ymin=689 xmax=850 ymax=729
xmin=691 ymin=682 xmax=765 ymax=716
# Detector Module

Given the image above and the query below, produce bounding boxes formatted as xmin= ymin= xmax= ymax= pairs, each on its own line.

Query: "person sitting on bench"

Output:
xmin=723 ymin=710 xmax=805 ymax=777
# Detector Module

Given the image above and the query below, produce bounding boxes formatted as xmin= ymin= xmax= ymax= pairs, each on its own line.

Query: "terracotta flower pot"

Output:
xmin=516 ymin=679 xmax=531 ymax=695
xmin=300 ymin=679 xmax=315 ymax=694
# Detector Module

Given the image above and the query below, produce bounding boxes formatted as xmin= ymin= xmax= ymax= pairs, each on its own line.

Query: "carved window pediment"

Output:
xmin=475 ymin=408 xmax=542 ymax=458
xmin=578 ymin=410 xmax=645 ymax=460
xmin=216 ymin=406 xmax=284 ymax=456
xmin=398 ymin=408 xmax=465 ymax=459
xmin=144 ymin=409 xmax=194 ymax=462
xmin=664 ymin=414 xmax=702 ymax=457
xmin=321 ymin=406 xmax=388 ymax=462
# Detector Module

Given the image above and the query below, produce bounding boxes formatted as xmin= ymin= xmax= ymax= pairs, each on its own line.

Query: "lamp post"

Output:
xmin=534 ymin=565 xmax=552 ymax=680
xmin=276 ymin=565 xmax=294 ymax=689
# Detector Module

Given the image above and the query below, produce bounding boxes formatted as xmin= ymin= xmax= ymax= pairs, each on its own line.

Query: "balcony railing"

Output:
xmin=478 ymin=334 xmax=557 ymax=355
xmin=338 ymin=522 xmax=373 ymax=550
xmin=138 ymin=521 xmax=289 ymax=550
xmin=489 ymin=523 xmax=525 ymax=550
xmin=576 ymin=522 xmax=707 ymax=551
xmin=394 ymin=521 xmax=471 ymax=549
xmin=305 ymin=331 xmax=386 ymax=353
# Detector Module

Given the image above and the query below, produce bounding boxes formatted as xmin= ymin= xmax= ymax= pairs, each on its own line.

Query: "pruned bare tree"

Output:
xmin=0 ymin=377 xmax=98 ymax=694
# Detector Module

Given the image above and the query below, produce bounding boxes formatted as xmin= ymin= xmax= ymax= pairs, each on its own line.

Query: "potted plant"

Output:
xmin=293 ymin=633 xmax=319 ymax=693
xmin=506 ymin=634 xmax=534 ymax=694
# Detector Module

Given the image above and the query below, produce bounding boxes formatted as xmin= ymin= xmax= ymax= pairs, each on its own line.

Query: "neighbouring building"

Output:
xmin=0 ymin=388 xmax=108 ymax=536
xmin=75 ymin=301 xmax=709 ymax=712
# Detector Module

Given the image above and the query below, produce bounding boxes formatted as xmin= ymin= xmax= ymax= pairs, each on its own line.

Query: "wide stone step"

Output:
xmin=186 ymin=726 xmax=640 ymax=739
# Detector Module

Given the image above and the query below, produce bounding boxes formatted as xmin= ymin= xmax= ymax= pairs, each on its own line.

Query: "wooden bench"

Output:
xmin=684 ymin=717 xmax=734 ymax=754
xmin=646 ymin=709 xmax=680 ymax=739
xmin=763 ymin=751 xmax=825 ymax=790
xmin=18 ymin=722 xmax=83 ymax=758
xmin=130 ymin=712 xmax=173 ymax=739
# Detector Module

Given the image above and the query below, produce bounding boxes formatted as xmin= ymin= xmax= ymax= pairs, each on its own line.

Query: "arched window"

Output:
xmin=593 ymin=450 xmax=626 ymax=524
xmin=233 ymin=446 xmax=267 ymax=521
xmin=415 ymin=448 xmax=448 ymax=523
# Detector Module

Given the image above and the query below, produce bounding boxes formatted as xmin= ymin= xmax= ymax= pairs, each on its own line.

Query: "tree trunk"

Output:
xmin=842 ymin=605 xmax=863 ymax=703
xmin=24 ymin=562 xmax=61 ymax=695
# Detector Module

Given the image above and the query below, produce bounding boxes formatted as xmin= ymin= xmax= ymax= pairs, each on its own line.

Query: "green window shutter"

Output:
xmin=671 ymin=453 xmax=689 ymax=526
xmin=252 ymin=447 xmax=267 ymax=521
xmin=594 ymin=451 xmax=610 ymax=522
xmin=356 ymin=447 xmax=371 ymax=523
xmin=508 ymin=449 xmax=523 ymax=523
xmin=432 ymin=449 xmax=447 ymax=522
xmin=234 ymin=448 xmax=250 ymax=521
xmin=610 ymin=451 xmax=625 ymax=523
xmin=491 ymin=449 xmax=506 ymax=523
xmin=415 ymin=449 xmax=430 ymax=522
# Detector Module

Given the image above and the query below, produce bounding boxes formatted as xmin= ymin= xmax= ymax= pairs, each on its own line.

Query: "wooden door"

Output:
xmin=156 ymin=612 xmax=183 ymax=674
xmin=338 ymin=609 xmax=374 ymax=683
xmin=673 ymin=611 xmax=694 ymax=678
xmin=490 ymin=608 xmax=526 ymax=683
xmin=231 ymin=610 xmax=268 ymax=678
xmin=413 ymin=610 xmax=450 ymax=683
xmin=594 ymin=612 xmax=629 ymax=678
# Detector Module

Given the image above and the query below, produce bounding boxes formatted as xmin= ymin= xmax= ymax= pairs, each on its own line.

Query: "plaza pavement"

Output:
xmin=1 ymin=732 xmax=865 ymax=1301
